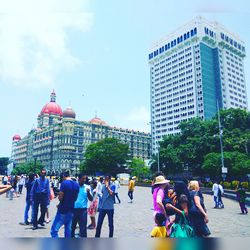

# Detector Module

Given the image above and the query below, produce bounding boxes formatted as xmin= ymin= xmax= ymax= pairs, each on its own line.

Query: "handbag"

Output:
xmin=170 ymin=211 xmax=194 ymax=238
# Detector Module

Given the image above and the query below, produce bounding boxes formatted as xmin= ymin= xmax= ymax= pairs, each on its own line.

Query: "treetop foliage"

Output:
xmin=151 ymin=108 xmax=250 ymax=179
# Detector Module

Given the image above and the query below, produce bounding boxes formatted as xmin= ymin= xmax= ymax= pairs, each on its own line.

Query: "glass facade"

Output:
xmin=200 ymin=43 xmax=222 ymax=119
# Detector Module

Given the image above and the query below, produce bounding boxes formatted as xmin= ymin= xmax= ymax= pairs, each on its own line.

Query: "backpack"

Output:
xmin=170 ymin=211 xmax=194 ymax=238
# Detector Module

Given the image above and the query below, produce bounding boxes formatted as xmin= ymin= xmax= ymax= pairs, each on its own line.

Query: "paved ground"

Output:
xmin=0 ymin=185 xmax=249 ymax=237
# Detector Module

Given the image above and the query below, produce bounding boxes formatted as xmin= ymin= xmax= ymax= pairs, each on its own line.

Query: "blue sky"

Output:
xmin=1 ymin=0 xmax=250 ymax=156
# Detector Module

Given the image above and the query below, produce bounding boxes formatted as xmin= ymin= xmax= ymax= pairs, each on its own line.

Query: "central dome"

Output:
xmin=89 ymin=116 xmax=107 ymax=126
xmin=63 ymin=107 xmax=76 ymax=119
xmin=40 ymin=90 xmax=63 ymax=117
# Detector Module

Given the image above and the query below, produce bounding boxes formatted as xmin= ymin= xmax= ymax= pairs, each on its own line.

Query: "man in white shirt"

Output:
xmin=18 ymin=175 xmax=26 ymax=194
xmin=97 ymin=177 xmax=103 ymax=211
xmin=212 ymin=181 xmax=219 ymax=208
xmin=3 ymin=175 xmax=8 ymax=185
xmin=113 ymin=178 xmax=121 ymax=204
xmin=217 ymin=184 xmax=224 ymax=208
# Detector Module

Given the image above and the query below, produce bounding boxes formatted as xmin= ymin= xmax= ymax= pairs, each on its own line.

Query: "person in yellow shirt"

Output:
xmin=151 ymin=213 xmax=167 ymax=238
xmin=128 ymin=177 xmax=135 ymax=203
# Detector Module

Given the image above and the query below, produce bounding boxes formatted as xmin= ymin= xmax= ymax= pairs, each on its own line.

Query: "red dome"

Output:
xmin=40 ymin=90 xmax=63 ymax=117
xmin=13 ymin=134 xmax=21 ymax=141
xmin=63 ymin=107 xmax=76 ymax=119
xmin=41 ymin=102 xmax=63 ymax=116
xmin=89 ymin=117 xmax=107 ymax=126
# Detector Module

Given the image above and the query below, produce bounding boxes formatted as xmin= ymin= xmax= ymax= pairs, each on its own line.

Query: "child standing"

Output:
xmin=87 ymin=180 xmax=99 ymax=229
xmin=150 ymin=213 xmax=167 ymax=238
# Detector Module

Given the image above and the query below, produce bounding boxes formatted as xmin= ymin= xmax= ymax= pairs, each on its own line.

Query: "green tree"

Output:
xmin=202 ymin=152 xmax=222 ymax=178
xmin=128 ymin=158 xmax=150 ymax=181
xmin=11 ymin=161 xmax=43 ymax=175
xmin=0 ymin=157 xmax=9 ymax=174
xmin=80 ymin=138 xmax=130 ymax=175
xmin=158 ymin=108 xmax=250 ymax=178
xmin=202 ymin=151 xmax=250 ymax=178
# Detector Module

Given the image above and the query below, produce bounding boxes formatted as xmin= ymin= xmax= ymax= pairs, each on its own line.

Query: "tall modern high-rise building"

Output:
xmin=149 ymin=16 xmax=247 ymax=152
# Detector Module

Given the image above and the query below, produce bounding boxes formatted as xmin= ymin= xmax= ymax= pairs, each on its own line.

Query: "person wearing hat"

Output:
xmin=153 ymin=175 xmax=170 ymax=220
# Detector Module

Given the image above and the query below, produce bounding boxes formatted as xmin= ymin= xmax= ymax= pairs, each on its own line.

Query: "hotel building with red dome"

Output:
xmin=11 ymin=91 xmax=151 ymax=175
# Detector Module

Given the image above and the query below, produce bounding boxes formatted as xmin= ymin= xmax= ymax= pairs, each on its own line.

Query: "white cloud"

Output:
xmin=113 ymin=106 xmax=151 ymax=132
xmin=0 ymin=0 xmax=93 ymax=88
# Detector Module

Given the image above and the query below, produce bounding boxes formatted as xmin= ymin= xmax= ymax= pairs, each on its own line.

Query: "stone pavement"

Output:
xmin=0 ymin=185 xmax=249 ymax=237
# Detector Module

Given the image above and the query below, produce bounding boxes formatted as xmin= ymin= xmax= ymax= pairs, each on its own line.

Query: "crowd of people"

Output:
xmin=0 ymin=170 xmax=125 ymax=238
xmin=151 ymin=173 xmax=210 ymax=238
xmin=0 ymin=171 xmax=249 ymax=238
xmin=150 ymin=172 xmax=248 ymax=238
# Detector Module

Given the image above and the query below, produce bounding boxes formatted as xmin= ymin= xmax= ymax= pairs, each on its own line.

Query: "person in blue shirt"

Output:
xmin=50 ymin=171 xmax=79 ymax=238
xmin=30 ymin=169 xmax=50 ymax=230
xmin=71 ymin=174 xmax=93 ymax=237
xmin=95 ymin=175 xmax=116 ymax=238
xmin=19 ymin=173 xmax=35 ymax=225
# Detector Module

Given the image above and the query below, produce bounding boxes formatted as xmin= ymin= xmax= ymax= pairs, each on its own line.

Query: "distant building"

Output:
xmin=149 ymin=16 xmax=248 ymax=152
xmin=11 ymin=91 xmax=151 ymax=175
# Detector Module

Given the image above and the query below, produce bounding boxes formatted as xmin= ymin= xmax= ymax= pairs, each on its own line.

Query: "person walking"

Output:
xmin=128 ymin=177 xmax=136 ymax=203
xmin=3 ymin=175 xmax=8 ymax=185
xmin=217 ymin=183 xmax=224 ymax=208
xmin=20 ymin=173 xmax=35 ymax=225
xmin=50 ymin=171 xmax=79 ymax=238
xmin=87 ymin=179 xmax=99 ymax=229
xmin=189 ymin=180 xmax=211 ymax=237
xmin=30 ymin=169 xmax=50 ymax=230
xmin=97 ymin=177 xmax=103 ymax=211
xmin=9 ymin=176 xmax=19 ymax=200
xmin=52 ymin=177 xmax=59 ymax=198
xmin=212 ymin=181 xmax=219 ymax=208
xmin=236 ymin=184 xmax=248 ymax=214
xmin=71 ymin=175 xmax=93 ymax=238
xmin=95 ymin=176 xmax=115 ymax=238
xmin=18 ymin=175 xmax=26 ymax=194
xmin=114 ymin=177 xmax=121 ymax=204
xmin=45 ymin=183 xmax=55 ymax=224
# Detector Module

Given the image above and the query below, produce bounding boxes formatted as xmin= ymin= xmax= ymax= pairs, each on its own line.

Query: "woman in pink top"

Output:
xmin=152 ymin=175 xmax=171 ymax=235
xmin=153 ymin=176 xmax=170 ymax=217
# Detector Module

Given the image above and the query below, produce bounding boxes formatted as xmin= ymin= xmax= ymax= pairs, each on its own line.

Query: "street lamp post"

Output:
xmin=217 ymin=102 xmax=227 ymax=181
xmin=157 ymin=141 xmax=160 ymax=173
xmin=75 ymin=164 xmax=78 ymax=177
xmin=34 ymin=157 xmax=37 ymax=174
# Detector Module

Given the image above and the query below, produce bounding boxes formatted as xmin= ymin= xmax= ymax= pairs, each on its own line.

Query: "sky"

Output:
xmin=1 ymin=0 xmax=250 ymax=157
